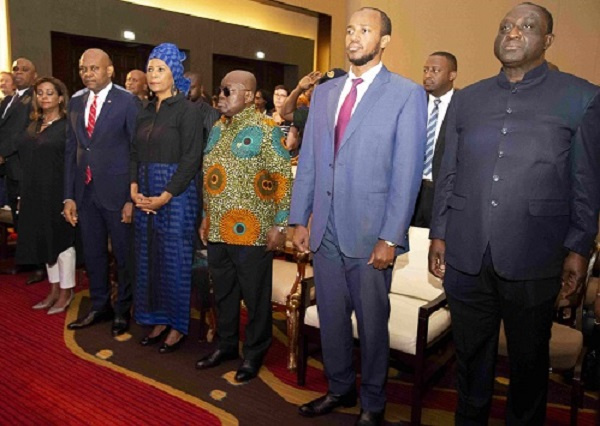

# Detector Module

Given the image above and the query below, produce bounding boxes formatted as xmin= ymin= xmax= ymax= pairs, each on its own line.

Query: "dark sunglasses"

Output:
xmin=218 ymin=86 xmax=250 ymax=97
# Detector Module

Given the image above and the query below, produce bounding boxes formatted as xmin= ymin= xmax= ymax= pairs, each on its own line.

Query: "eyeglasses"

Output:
xmin=218 ymin=86 xmax=251 ymax=97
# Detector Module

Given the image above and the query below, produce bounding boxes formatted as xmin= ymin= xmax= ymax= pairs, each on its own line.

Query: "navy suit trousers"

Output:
xmin=313 ymin=211 xmax=392 ymax=412
xmin=79 ymin=182 xmax=132 ymax=315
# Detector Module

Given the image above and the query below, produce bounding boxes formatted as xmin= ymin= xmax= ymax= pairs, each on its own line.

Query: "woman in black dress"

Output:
xmin=17 ymin=77 xmax=76 ymax=315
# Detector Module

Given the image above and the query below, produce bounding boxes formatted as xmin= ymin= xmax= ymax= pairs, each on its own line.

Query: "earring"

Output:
xmin=171 ymin=84 xmax=177 ymax=96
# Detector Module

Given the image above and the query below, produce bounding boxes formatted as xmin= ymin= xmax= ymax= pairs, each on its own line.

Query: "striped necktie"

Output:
xmin=86 ymin=94 xmax=98 ymax=138
xmin=423 ymin=98 xmax=441 ymax=176
xmin=85 ymin=94 xmax=98 ymax=184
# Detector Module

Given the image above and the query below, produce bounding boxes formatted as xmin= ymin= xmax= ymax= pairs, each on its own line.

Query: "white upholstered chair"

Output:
xmin=498 ymin=243 xmax=599 ymax=426
xmin=297 ymin=226 xmax=453 ymax=424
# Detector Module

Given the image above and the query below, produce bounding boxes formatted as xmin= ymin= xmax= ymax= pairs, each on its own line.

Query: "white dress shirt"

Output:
xmin=335 ymin=62 xmax=383 ymax=126
xmin=423 ymin=88 xmax=454 ymax=180
xmin=84 ymin=82 xmax=113 ymax=127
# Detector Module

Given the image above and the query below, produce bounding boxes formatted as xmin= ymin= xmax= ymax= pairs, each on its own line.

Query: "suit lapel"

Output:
xmin=339 ymin=67 xmax=390 ymax=151
xmin=92 ymin=87 xmax=114 ymax=137
xmin=78 ymin=91 xmax=90 ymax=144
xmin=1 ymin=93 xmax=20 ymax=121
xmin=327 ymin=77 xmax=346 ymax=129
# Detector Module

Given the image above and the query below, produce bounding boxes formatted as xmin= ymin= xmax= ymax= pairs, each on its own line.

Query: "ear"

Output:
xmin=543 ymin=33 xmax=555 ymax=50
xmin=449 ymin=71 xmax=457 ymax=82
xmin=245 ymin=90 xmax=255 ymax=104
xmin=380 ymin=34 xmax=391 ymax=49
xmin=107 ymin=65 xmax=115 ymax=79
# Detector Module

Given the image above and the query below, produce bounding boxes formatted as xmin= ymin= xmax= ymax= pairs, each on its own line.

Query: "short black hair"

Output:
xmin=430 ymin=51 xmax=458 ymax=72
xmin=519 ymin=2 xmax=553 ymax=34
xmin=358 ymin=7 xmax=392 ymax=37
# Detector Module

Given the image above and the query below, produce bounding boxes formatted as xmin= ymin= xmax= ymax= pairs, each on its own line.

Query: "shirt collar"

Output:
xmin=496 ymin=61 xmax=548 ymax=89
xmin=16 ymin=88 xmax=28 ymax=97
xmin=222 ymin=104 xmax=258 ymax=127
xmin=90 ymin=82 xmax=113 ymax=100
xmin=348 ymin=61 xmax=383 ymax=85
xmin=146 ymin=92 xmax=185 ymax=110
xmin=429 ymin=88 xmax=454 ymax=104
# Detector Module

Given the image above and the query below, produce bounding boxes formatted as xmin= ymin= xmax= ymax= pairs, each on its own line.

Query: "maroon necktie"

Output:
xmin=334 ymin=78 xmax=363 ymax=156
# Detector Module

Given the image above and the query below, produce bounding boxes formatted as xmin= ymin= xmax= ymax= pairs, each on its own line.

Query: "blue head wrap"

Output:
xmin=147 ymin=43 xmax=190 ymax=95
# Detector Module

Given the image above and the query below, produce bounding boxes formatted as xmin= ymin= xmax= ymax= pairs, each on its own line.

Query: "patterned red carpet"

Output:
xmin=0 ymin=265 xmax=597 ymax=425
xmin=0 ymin=268 xmax=220 ymax=425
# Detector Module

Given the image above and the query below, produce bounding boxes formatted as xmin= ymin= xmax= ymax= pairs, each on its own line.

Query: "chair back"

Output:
xmin=391 ymin=227 xmax=443 ymax=301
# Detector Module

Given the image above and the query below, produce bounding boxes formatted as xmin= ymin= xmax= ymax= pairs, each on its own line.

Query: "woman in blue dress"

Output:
xmin=130 ymin=43 xmax=203 ymax=353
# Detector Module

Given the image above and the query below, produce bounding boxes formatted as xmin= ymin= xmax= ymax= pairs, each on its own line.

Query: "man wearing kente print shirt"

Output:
xmin=197 ymin=70 xmax=292 ymax=383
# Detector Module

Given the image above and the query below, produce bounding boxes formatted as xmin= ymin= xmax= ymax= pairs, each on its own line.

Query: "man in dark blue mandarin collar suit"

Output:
xmin=291 ymin=7 xmax=426 ymax=426
xmin=429 ymin=3 xmax=600 ymax=424
xmin=64 ymin=49 xmax=139 ymax=336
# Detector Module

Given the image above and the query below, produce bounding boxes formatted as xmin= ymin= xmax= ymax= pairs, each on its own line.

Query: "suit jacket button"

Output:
xmin=85 ymin=147 xmax=90 ymax=151
xmin=327 ymin=191 xmax=331 ymax=196
xmin=491 ymin=200 xmax=498 ymax=207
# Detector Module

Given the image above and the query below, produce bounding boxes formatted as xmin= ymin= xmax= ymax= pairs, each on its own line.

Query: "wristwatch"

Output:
xmin=383 ymin=240 xmax=397 ymax=247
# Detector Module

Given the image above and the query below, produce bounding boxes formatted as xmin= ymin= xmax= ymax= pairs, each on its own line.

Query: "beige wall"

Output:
xmin=345 ymin=0 xmax=600 ymax=87
xmin=5 ymin=0 xmax=599 ymax=89
xmin=277 ymin=0 xmax=349 ymax=70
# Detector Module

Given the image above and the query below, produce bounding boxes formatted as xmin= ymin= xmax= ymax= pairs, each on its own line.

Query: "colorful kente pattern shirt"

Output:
xmin=203 ymin=105 xmax=292 ymax=246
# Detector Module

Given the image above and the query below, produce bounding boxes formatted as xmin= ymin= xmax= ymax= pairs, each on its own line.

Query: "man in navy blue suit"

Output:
xmin=429 ymin=3 xmax=600 ymax=424
xmin=64 ymin=49 xmax=139 ymax=336
xmin=290 ymin=7 xmax=426 ymax=425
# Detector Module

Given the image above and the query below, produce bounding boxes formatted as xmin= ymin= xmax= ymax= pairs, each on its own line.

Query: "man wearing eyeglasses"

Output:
xmin=197 ymin=70 xmax=292 ymax=383
xmin=411 ymin=52 xmax=457 ymax=228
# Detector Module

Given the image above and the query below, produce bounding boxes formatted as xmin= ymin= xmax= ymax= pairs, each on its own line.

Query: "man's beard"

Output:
xmin=349 ymin=44 xmax=381 ymax=66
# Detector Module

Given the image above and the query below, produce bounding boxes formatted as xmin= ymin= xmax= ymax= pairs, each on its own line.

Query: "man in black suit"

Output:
xmin=411 ymin=51 xmax=456 ymax=228
xmin=0 ymin=58 xmax=47 ymax=283
xmin=429 ymin=3 xmax=600 ymax=424
xmin=0 ymin=58 xmax=37 ymax=231
xmin=64 ymin=49 xmax=139 ymax=336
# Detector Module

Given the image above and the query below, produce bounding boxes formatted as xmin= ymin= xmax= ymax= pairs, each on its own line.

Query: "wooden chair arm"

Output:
xmin=418 ymin=293 xmax=448 ymax=319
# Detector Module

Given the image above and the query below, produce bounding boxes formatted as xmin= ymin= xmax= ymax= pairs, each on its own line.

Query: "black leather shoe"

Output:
xmin=234 ymin=359 xmax=260 ymax=383
xmin=140 ymin=326 xmax=170 ymax=346
xmin=355 ymin=409 xmax=384 ymax=426
xmin=158 ymin=335 xmax=186 ymax=354
xmin=299 ymin=388 xmax=358 ymax=417
xmin=195 ymin=349 xmax=238 ymax=370
xmin=111 ymin=314 xmax=130 ymax=336
xmin=26 ymin=269 xmax=46 ymax=285
xmin=67 ymin=310 xmax=112 ymax=330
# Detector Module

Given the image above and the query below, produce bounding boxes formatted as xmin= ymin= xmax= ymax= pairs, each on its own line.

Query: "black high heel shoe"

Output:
xmin=158 ymin=334 xmax=186 ymax=354
xmin=140 ymin=326 xmax=170 ymax=346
